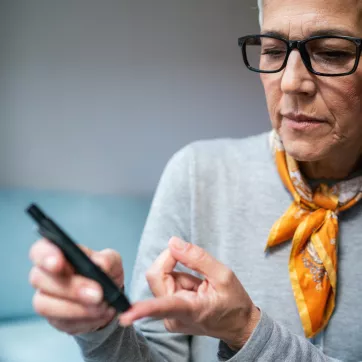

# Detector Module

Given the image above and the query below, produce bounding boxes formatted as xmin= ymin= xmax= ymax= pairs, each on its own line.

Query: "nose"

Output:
xmin=281 ymin=49 xmax=317 ymax=97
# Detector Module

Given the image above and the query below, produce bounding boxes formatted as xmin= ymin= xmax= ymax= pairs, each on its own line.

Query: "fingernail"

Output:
xmin=80 ymin=288 xmax=103 ymax=304
xmin=44 ymin=256 xmax=58 ymax=270
xmin=170 ymin=238 xmax=187 ymax=251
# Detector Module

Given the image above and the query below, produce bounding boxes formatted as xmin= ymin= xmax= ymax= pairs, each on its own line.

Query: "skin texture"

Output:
xmin=261 ymin=0 xmax=362 ymax=179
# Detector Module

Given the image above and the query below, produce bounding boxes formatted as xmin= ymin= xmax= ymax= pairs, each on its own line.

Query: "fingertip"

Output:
xmin=118 ymin=314 xmax=133 ymax=327
xmin=90 ymin=253 xmax=105 ymax=269
xmin=29 ymin=239 xmax=67 ymax=274
xmin=31 ymin=238 xmax=62 ymax=257
xmin=79 ymin=286 xmax=103 ymax=304
xmin=168 ymin=237 xmax=188 ymax=252
xmin=42 ymin=253 xmax=72 ymax=275
xmin=90 ymin=251 xmax=114 ymax=274
xmin=168 ymin=236 xmax=182 ymax=245
xmin=43 ymin=255 xmax=59 ymax=271
xmin=29 ymin=238 xmax=47 ymax=261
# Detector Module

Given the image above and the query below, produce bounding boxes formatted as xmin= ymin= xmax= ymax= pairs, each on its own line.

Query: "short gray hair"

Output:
xmin=257 ymin=0 xmax=263 ymax=27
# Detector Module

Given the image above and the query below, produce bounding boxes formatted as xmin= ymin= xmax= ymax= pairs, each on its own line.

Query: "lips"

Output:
xmin=281 ymin=113 xmax=328 ymax=131
xmin=282 ymin=113 xmax=327 ymax=124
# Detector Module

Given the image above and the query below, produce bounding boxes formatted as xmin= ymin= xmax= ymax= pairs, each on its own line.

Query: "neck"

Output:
xmin=300 ymin=154 xmax=362 ymax=180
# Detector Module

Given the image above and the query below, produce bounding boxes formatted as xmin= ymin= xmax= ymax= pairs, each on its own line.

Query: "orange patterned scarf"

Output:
xmin=266 ymin=131 xmax=362 ymax=338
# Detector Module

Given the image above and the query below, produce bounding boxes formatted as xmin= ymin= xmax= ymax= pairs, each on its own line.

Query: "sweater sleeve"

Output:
xmin=217 ymin=310 xmax=341 ymax=362
xmin=74 ymin=144 xmax=195 ymax=362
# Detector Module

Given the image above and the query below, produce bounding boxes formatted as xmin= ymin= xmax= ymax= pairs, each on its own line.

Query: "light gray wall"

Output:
xmin=0 ymin=0 xmax=269 ymax=195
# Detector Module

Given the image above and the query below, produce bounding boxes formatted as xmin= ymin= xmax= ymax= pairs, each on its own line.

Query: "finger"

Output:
xmin=29 ymin=239 xmax=94 ymax=275
xmin=171 ymin=272 xmax=203 ymax=292
xmin=90 ymin=249 xmax=124 ymax=287
xmin=168 ymin=237 xmax=234 ymax=287
xmin=119 ymin=296 xmax=192 ymax=326
xmin=29 ymin=239 xmax=72 ymax=274
xmin=29 ymin=266 xmax=104 ymax=305
xmin=146 ymin=249 xmax=177 ymax=297
xmin=33 ymin=290 xmax=109 ymax=319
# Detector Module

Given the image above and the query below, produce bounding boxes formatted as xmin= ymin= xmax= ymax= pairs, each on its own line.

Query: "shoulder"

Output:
xmin=170 ymin=131 xmax=271 ymax=164
xmin=170 ymin=131 xmax=273 ymax=175
xmin=189 ymin=131 xmax=271 ymax=162
xmin=159 ymin=131 xmax=276 ymax=194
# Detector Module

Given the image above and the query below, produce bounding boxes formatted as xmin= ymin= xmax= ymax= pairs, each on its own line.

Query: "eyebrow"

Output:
xmin=261 ymin=29 xmax=358 ymax=38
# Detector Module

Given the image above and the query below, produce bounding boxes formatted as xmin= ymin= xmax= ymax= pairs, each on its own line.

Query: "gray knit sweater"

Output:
xmin=75 ymin=132 xmax=362 ymax=361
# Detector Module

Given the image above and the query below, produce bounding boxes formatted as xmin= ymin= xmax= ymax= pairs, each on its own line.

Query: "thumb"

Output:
xmin=168 ymin=237 xmax=230 ymax=287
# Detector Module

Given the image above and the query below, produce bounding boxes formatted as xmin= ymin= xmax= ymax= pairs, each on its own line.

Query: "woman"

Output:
xmin=28 ymin=0 xmax=362 ymax=361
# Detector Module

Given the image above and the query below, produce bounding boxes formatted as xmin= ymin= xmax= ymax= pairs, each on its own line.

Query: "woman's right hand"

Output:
xmin=29 ymin=238 xmax=124 ymax=335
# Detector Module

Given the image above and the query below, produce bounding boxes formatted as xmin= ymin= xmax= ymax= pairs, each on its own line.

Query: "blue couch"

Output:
xmin=0 ymin=188 xmax=151 ymax=362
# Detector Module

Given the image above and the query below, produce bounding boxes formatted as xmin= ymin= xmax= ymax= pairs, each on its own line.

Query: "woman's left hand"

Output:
xmin=119 ymin=237 xmax=261 ymax=350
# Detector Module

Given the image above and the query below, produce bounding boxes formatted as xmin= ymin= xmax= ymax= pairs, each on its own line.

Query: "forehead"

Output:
xmin=262 ymin=0 xmax=362 ymax=38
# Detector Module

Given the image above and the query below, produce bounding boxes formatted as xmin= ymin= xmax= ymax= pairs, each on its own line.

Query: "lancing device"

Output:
xmin=26 ymin=203 xmax=131 ymax=313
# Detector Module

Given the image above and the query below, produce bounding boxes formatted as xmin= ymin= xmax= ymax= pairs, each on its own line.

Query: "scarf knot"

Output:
xmin=312 ymin=184 xmax=339 ymax=211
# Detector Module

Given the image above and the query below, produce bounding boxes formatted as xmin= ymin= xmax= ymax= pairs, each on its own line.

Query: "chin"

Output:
xmin=283 ymin=142 xmax=323 ymax=162
xmin=278 ymin=129 xmax=327 ymax=162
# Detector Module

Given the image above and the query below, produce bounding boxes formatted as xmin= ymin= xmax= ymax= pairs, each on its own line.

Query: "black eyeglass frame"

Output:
xmin=238 ymin=34 xmax=362 ymax=77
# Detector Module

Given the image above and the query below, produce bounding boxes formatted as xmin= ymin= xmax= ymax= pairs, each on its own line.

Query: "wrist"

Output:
xmin=225 ymin=305 xmax=261 ymax=351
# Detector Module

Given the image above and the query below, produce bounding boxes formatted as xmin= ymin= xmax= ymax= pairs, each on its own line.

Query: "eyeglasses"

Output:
xmin=238 ymin=34 xmax=362 ymax=77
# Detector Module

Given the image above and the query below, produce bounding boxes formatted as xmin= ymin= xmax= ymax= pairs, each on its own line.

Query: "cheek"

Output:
xmin=261 ymin=74 xmax=282 ymax=127
xmin=323 ymin=78 xmax=362 ymax=136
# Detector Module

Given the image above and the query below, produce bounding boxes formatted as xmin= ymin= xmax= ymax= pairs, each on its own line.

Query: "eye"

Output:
xmin=312 ymin=50 xmax=356 ymax=66
xmin=261 ymin=49 xmax=286 ymax=58
xmin=317 ymin=51 xmax=352 ymax=59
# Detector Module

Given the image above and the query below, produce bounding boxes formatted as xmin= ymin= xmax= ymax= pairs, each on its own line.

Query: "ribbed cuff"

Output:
xmin=217 ymin=309 xmax=274 ymax=361
xmin=74 ymin=315 xmax=121 ymax=344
